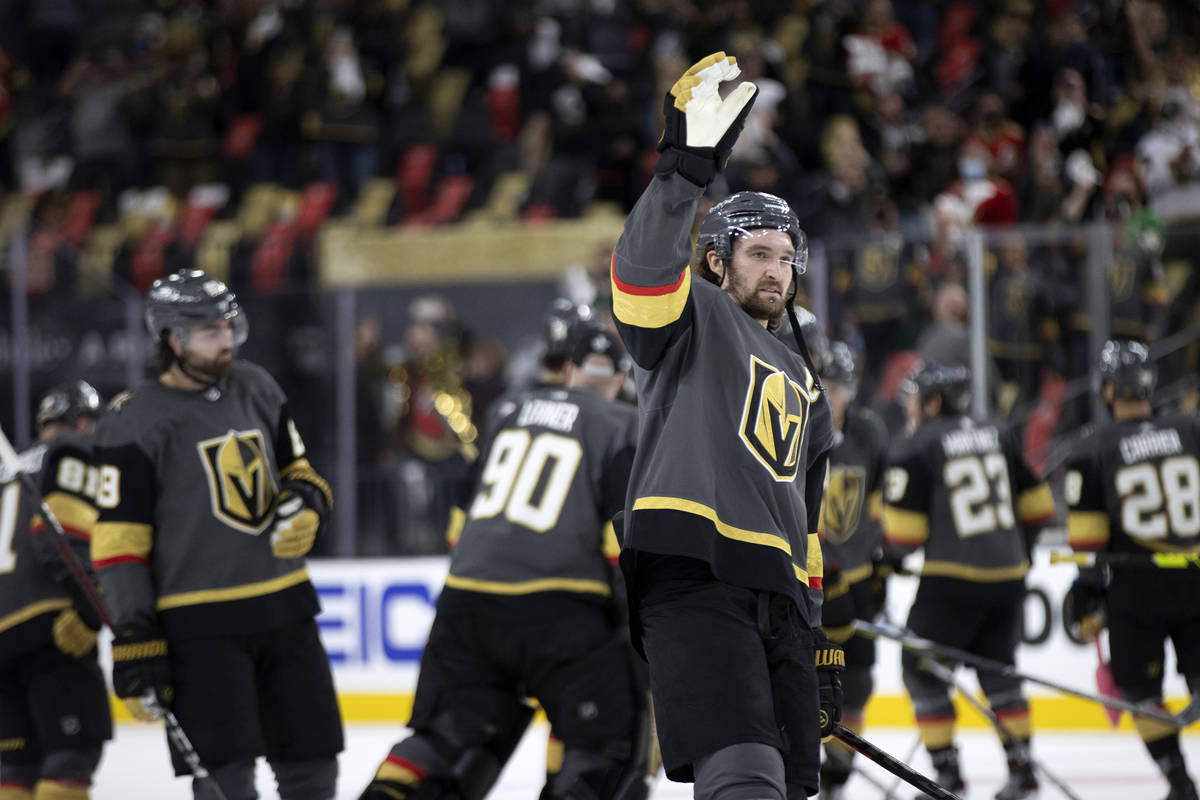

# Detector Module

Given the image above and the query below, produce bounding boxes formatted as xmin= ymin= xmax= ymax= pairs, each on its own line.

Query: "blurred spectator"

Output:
xmin=969 ymin=91 xmax=1025 ymax=184
xmin=461 ymin=338 xmax=508 ymax=430
xmin=798 ymin=115 xmax=880 ymax=238
xmin=936 ymin=135 xmax=1018 ymax=226
xmin=981 ymin=0 xmax=1034 ymax=111
xmin=988 ymin=239 xmax=1061 ymax=408
xmin=19 ymin=0 xmax=92 ymax=86
xmin=910 ymin=105 xmax=964 ymax=209
xmin=843 ymin=0 xmax=917 ymax=98
xmin=60 ymin=47 xmax=136 ymax=208
xmin=1137 ymin=85 xmax=1200 ymax=226
xmin=252 ymin=44 xmax=306 ymax=189
xmin=303 ymin=26 xmax=382 ymax=205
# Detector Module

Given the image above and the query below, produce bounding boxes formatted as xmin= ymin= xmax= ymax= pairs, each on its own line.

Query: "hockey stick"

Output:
xmin=831 ymin=725 xmax=962 ymax=800
xmin=917 ymin=656 xmax=1084 ymax=800
xmin=880 ymin=735 xmax=922 ymax=800
xmin=856 ymin=619 xmax=1186 ymax=726
xmin=0 ymin=426 xmax=229 ymax=800
xmin=1050 ymin=551 xmax=1200 ymax=569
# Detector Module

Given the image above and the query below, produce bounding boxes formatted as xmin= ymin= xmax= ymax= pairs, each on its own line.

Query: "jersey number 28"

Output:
xmin=1114 ymin=456 xmax=1200 ymax=539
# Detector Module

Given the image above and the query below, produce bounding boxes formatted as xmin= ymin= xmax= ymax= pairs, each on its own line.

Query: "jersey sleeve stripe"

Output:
xmin=868 ymin=489 xmax=883 ymax=522
xmin=444 ymin=506 xmax=465 ymax=549
xmin=0 ymin=598 xmax=71 ymax=634
xmin=1067 ymin=511 xmax=1110 ymax=549
xmin=378 ymin=755 xmax=425 ymax=785
xmin=41 ymin=492 xmax=99 ymax=540
xmin=92 ymin=521 xmax=153 ymax=565
xmin=1016 ymin=483 xmax=1055 ymax=524
xmin=611 ymin=256 xmax=691 ymax=329
xmin=806 ymin=531 xmax=823 ymax=589
xmin=443 ymin=574 xmax=613 ymax=597
xmin=882 ymin=506 xmax=929 ymax=546
xmin=602 ymin=521 xmax=620 ymax=564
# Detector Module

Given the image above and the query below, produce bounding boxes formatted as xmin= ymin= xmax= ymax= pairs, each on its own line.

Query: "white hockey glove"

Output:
xmin=655 ymin=52 xmax=759 ymax=187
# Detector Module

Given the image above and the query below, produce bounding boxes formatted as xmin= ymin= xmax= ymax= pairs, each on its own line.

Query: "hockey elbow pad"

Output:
xmin=654 ymin=52 xmax=758 ymax=187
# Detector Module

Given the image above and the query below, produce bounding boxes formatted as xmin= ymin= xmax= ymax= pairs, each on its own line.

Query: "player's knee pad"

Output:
xmin=39 ymin=747 xmax=102 ymax=786
xmin=201 ymin=759 xmax=256 ymax=800
xmin=840 ymin=667 xmax=874 ymax=713
xmin=272 ymin=757 xmax=338 ymax=800
xmin=542 ymin=744 xmax=644 ymax=800
xmin=693 ymin=742 xmax=786 ymax=800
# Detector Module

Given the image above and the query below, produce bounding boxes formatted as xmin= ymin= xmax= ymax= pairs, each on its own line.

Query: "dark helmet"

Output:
xmin=698 ymin=192 xmax=807 ymax=272
xmin=905 ymin=361 xmax=972 ymax=415
xmin=821 ymin=341 xmax=858 ymax=387
xmin=36 ymin=380 xmax=101 ymax=431
xmin=569 ymin=322 xmax=630 ymax=374
xmin=1097 ymin=339 xmax=1156 ymax=399
xmin=145 ymin=269 xmax=248 ymax=346
xmin=543 ymin=298 xmax=593 ymax=365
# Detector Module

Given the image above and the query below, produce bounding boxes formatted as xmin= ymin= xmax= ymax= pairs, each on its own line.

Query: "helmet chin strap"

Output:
xmin=785 ymin=302 xmax=825 ymax=394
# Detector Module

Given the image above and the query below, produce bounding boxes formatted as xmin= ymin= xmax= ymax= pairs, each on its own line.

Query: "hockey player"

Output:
xmin=0 ymin=381 xmax=110 ymax=800
xmin=883 ymin=362 xmax=1055 ymax=800
xmin=91 ymin=269 xmax=343 ymax=800
xmin=1064 ymin=340 xmax=1200 ymax=800
xmin=815 ymin=342 xmax=890 ymax=800
xmin=611 ymin=53 xmax=840 ymax=800
xmin=360 ymin=326 xmax=646 ymax=800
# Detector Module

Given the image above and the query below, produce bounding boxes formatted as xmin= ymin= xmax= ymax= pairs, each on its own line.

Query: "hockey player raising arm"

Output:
xmin=90 ymin=270 xmax=343 ymax=800
xmin=0 ymin=382 xmax=112 ymax=800
xmin=882 ymin=363 xmax=1055 ymax=800
xmin=1064 ymin=340 xmax=1200 ymax=800
xmin=610 ymin=52 xmax=840 ymax=800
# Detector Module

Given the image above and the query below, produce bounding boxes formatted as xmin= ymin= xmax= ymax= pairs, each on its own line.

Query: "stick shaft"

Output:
xmin=857 ymin=619 xmax=1181 ymax=725
xmin=831 ymin=725 xmax=962 ymax=800
xmin=1050 ymin=550 xmax=1200 ymax=569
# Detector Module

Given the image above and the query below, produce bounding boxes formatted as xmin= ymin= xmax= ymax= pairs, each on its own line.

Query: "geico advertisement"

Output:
xmin=307 ymin=548 xmax=1188 ymax=701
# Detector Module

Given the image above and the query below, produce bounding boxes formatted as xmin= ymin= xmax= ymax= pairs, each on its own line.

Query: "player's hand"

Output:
xmin=52 ymin=608 xmax=99 ymax=657
xmin=111 ymin=627 xmax=173 ymax=722
xmin=655 ymin=52 xmax=758 ymax=187
xmin=868 ymin=554 xmax=902 ymax=617
xmin=814 ymin=630 xmax=845 ymax=742
xmin=269 ymin=489 xmax=320 ymax=559
xmin=1064 ymin=579 xmax=1107 ymax=642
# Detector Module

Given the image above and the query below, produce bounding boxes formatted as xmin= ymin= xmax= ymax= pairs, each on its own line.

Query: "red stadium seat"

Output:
xmin=297 ymin=181 xmax=339 ymax=239
xmin=61 ymin=191 xmax=101 ymax=247
xmin=396 ymin=143 xmax=439 ymax=215
xmin=223 ymin=114 xmax=264 ymax=160
xmin=251 ymin=220 xmax=298 ymax=293
xmin=403 ymin=175 xmax=474 ymax=227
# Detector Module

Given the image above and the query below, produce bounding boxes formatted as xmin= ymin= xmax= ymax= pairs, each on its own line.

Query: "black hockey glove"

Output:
xmin=868 ymin=552 xmax=904 ymax=618
xmin=269 ymin=480 xmax=327 ymax=559
xmin=654 ymin=52 xmax=759 ymax=187
xmin=1064 ymin=577 xmax=1107 ymax=643
xmin=111 ymin=626 xmax=173 ymax=722
xmin=814 ymin=630 xmax=845 ymax=742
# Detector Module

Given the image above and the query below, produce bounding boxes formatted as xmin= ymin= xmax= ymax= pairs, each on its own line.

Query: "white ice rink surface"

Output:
xmin=92 ymin=722 xmax=1200 ymax=800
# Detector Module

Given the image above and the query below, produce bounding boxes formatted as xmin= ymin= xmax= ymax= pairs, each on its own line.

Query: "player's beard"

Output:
xmin=183 ymin=349 xmax=235 ymax=383
xmin=727 ymin=269 xmax=789 ymax=329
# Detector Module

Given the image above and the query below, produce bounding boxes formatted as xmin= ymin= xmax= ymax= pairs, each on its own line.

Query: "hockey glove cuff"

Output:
xmin=269 ymin=479 xmax=328 ymax=559
xmin=1064 ymin=578 xmax=1107 ymax=642
xmin=52 ymin=608 xmax=98 ymax=658
xmin=655 ymin=52 xmax=758 ymax=187
xmin=815 ymin=630 xmax=845 ymax=742
xmin=111 ymin=628 xmax=173 ymax=722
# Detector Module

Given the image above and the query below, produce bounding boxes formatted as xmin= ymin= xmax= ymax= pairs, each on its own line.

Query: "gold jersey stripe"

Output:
xmin=1067 ymin=511 xmax=1110 ymax=549
xmin=443 ymin=574 xmax=612 ymax=597
xmin=921 ymin=560 xmax=1030 ymax=582
xmin=92 ymin=522 xmax=153 ymax=562
xmin=601 ymin=521 xmax=619 ymax=562
xmin=0 ymin=598 xmax=70 ymax=634
xmin=1017 ymin=483 xmax=1055 ymax=523
xmin=806 ymin=532 xmax=823 ymax=585
xmin=445 ymin=507 xmax=465 ymax=548
xmin=842 ymin=563 xmax=874 ymax=586
xmin=43 ymin=492 xmax=98 ymax=537
xmin=632 ymin=495 xmax=810 ymax=583
xmin=868 ymin=490 xmax=883 ymax=522
xmin=611 ymin=266 xmax=692 ymax=329
xmin=882 ymin=506 xmax=929 ymax=545
xmin=156 ymin=567 xmax=311 ymax=611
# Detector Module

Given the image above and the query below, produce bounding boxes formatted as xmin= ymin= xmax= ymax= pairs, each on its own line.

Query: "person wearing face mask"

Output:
xmin=938 ymin=138 xmax=1018 ymax=225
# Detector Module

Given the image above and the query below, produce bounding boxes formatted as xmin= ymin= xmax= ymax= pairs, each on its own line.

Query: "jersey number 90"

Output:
xmin=469 ymin=430 xmax=583 ymax=533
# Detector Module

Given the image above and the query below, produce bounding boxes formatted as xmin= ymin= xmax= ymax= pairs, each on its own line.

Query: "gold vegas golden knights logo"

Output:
xmin=197 ymin=429 xmax=278 ymax=534
xmin=738 ymin=355 xmax=818 ymax=481
xmin=822 ymin=466 xmax=867 ymax=545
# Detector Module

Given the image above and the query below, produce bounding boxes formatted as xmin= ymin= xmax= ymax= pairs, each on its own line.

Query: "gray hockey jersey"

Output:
xmin=446 ymin=385 xmax=636 ymax=597
xmin=820 ymin=406 xmax=889 ymax=584
xmin=91 ymin=361 xmax=322 ymax=639
xmin=0 ymin=432 xmax=98 ymax=658
xmin=883 ymin=415 xmax=1054 ymax=581
xmin=611 ymin=173 xmax=836 ymax=624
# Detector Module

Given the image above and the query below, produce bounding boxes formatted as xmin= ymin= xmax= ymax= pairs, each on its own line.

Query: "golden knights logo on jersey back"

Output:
xmin=739 ymin=355 xmax=819 ymax=481
xmin=197 ymin=429 xmax=277 ymax=534
xmin=822 ymin=466 xmax=867 ymax=544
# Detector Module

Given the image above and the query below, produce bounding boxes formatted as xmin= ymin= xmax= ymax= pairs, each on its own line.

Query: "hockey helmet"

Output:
xmin=36 ymin=379 xmax=101 ymax=432
xmin=905 ymin=361 xmax=972 ymax=415
xmin=821 ymin=341 xmax=859 ymax=387
xmin=1097 ymin=339 xmax=1156 ymax=399
xmin=543 ymin=298 xmax=594 ymax=365
xmin=698 ymin=191 xmax=807 ymax=274
xmin=145 ymin=269 xmax=247 ymax=347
